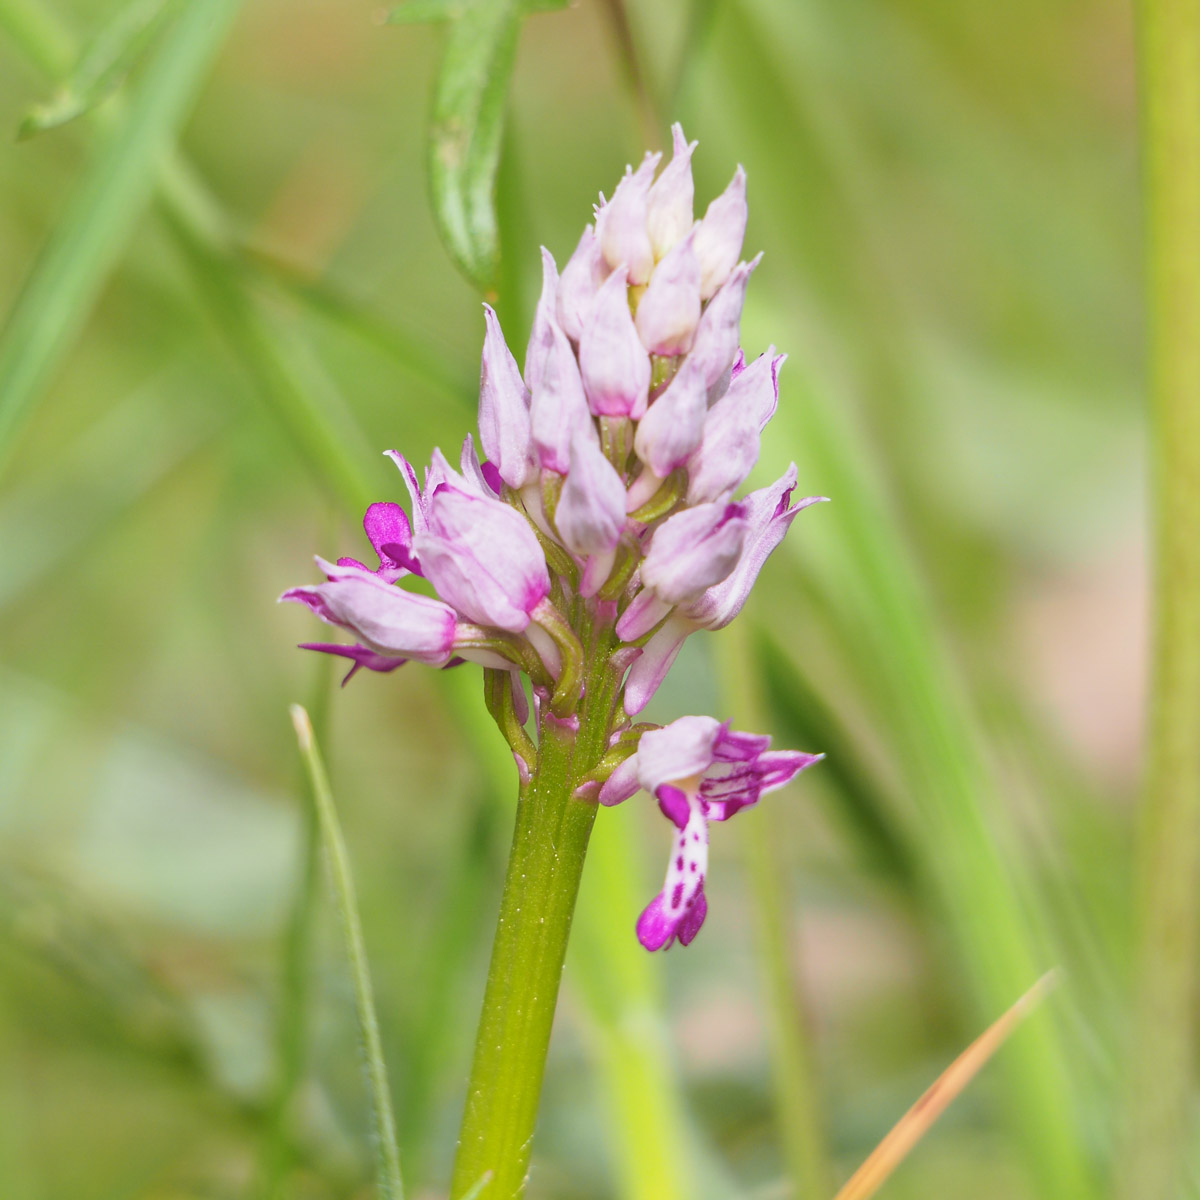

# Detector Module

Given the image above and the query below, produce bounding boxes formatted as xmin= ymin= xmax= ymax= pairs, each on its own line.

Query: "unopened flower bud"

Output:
xmin=579 ymin=266 xmax=651 ymax=417
xmin=530 ymin=320 xmax=594 ymax=474
xmin=525 ymin=248 xmax=560 ymax=395
xmin=479 ymin=305 xmax=535 ymax=488
xmin=694 ymin=165 xmax=748 ymax=300
xmin=686 ymin=348 xmax=782 ymax=504
xmin=557 ymin=226 xmax=607 ymax=343
xmin=415 ymin=474 xmax=550 ymax=632
xmin=633 ymin=354 xmax=708 ymax=478
xmin=635 ymin=230 xmax=701 ymax=356
xmin=556 ymin=429 xmax=627 ymax=558
xmin=598 ymin=152 xmax=660 ymax=284
xmin=638 ymin=500 xmax=749 ymax=606
xmin=686 ymin=254 xmax=760 ymax=389
xmin=646 ymin=124 xmax=696 ymax=259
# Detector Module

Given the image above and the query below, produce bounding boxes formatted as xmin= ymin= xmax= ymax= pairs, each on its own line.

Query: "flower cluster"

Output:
xmin=282 ymin=126 xmax=824 ymax=950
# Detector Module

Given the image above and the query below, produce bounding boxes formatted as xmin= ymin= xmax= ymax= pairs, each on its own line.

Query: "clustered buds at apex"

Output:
xmin=280 ymin=123 xmax=826 ymax=950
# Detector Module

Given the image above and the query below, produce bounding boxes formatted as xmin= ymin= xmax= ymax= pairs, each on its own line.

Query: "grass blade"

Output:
xmin=18 ymin=0 xmax=175 ymax=139
xmin=0 ymin=0 xmax=242 ymax=477
xmin=456 ymin=1172 xmax=495 ymax=1200
xmin=0 ymin=0 xmax=72 ymax=75
xmin=715 ymin=623 xmax=832 ymax=1200
xmin=834 ymin=973 xmax=1058 ymax=1200
xmin=260 ymin=658 xmax=332 ymax=1198
xmin=702 ymin=5 xmax=1095 ymax=1182
xmin=1118 ymin=0 xmax=1200 ymax=1193
xmin=164 ymin=209 xmax=379 ymax=514
xmin=755 ymin=631 xmax=917 ymax=891
xmin=290 ymin=704 xmax=404 ymax=1200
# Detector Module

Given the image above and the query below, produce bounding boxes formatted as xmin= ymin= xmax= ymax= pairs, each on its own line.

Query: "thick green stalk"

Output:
xmin=450 ymin=637 xmax=621 ymax=1200
xmin=1119 ymin=0 xmax=1200 ymax=1195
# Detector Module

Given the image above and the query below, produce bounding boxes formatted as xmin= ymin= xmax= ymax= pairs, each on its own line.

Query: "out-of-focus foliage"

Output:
xmin=0 ymin=0 xmax=1141 ymax=1198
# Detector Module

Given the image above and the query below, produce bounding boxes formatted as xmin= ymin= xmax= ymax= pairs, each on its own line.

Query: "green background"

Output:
xmin=0 ymin=0 xmax=1143 ymax=1197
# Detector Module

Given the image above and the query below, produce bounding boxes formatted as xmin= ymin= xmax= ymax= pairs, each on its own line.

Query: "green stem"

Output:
xmin=0 ymin=0 xmax=73 ymax=75
xmin=450 ymin=635 xmax=621 ymax=1199
xmin=1119 ymin=0 xmax=1200 ymax=1195
xmin=291 ymin=706 xmax=405 ymax=1200
xmin=597 ymin=0 xmax=660 ymax=152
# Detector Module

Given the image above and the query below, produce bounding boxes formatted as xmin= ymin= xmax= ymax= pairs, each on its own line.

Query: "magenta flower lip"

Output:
xmin=601 ymin=715 xmax=822 ymax=950
xmin=281 ymin=124 xmax=827 ymax=951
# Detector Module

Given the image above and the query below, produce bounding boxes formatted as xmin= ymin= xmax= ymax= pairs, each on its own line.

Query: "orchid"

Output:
xmin=281 ymin=125 xmax=827 ymax=1198
xmin=282 ymin=121 xmax=823 ymax=934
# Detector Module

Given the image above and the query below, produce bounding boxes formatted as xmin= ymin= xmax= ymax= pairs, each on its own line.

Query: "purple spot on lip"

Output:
xmin=480 ymin=460 xmax=503 ymax=495
xmin=671 ymin=882 xmax=684 ymax=908
xmin=690 ymin=862 xmax=697 ymax=872
xmin=676 ymin=855 xmax=684 ymax=870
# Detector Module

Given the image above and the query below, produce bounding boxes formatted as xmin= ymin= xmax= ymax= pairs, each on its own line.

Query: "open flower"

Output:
xmin=335 ymin=500 xmax=418 ymax=581
xmin=599 ymin=716 xmax=822 ymax=949
xmin=281 ymin=558 xmax=461 ymax=667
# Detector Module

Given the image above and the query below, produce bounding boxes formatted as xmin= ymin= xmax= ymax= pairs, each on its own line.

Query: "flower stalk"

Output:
xmin=1120 ymin=0 xmax=1200 ymax=1194
xmin=450 ymin=625 xmax=623 ymax=1200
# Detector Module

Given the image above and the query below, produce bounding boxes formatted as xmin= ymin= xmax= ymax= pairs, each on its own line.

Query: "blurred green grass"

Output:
xmin=0 ymin=0 xmax=1143 ymax=1197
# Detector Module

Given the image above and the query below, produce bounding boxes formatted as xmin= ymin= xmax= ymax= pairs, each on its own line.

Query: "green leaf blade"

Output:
xmin=18 ymin=0 xmax=174 ymax=139
xmin=427 ymin=0 xmax=523 ymax=292
xmin=0 ymin=0 xmax=242 ymax=478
